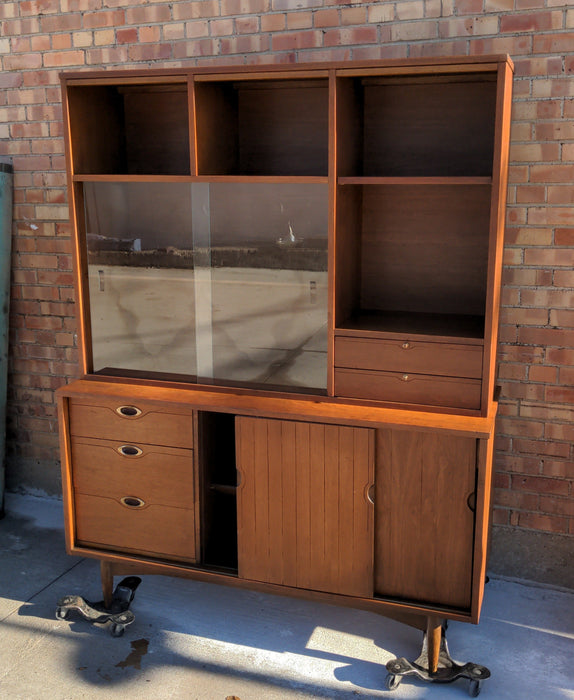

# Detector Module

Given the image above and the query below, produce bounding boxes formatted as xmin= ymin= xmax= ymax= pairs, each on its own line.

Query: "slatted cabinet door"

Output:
xmin=236 ymin=417 xmax=375 ymax=598
xmin=375 ymin=429 xmax=477 ymax=610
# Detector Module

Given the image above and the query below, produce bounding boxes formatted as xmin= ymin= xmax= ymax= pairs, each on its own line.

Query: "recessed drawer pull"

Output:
xmin=118 ymin=445 xmax=143 ymax=457
xmin=116 ymin=405 xmax=142 ymax=418
xmin=120 ymin=496 xmax=145 ymax=509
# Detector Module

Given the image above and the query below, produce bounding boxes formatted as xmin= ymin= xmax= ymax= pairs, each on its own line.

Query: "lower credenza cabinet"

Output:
xmin=58 ymin=380 xmax=494 ymax=626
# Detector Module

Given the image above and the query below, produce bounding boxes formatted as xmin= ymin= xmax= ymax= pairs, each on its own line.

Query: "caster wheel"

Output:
xmin=110 ymin=623 xmax=125 ymax=638
xmin=385 ymin=673 xmax=402 ymax=691
xmin=55 ymin=607 xmax=69 ymax=621
xmin=469 ymin=679 xmax=482 ymax=697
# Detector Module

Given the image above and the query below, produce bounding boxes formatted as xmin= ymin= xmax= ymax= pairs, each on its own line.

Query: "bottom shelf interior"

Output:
xmin=336 ymin=310 xmax=485 ymax=343
xmin=199 ymin=411 xmax=238 ymax=571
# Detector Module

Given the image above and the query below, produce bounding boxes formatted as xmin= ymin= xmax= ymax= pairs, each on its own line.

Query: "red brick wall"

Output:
xmin=1 ymin=1 xmax=573 ymax=574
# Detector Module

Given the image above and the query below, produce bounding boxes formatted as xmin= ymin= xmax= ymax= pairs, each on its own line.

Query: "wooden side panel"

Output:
xmin=481 ymin=61 xmax=514 ymax=412
xmin=237 ymin=416 xmax=374 ymax=597
xmin=375 ymin=429 xmax=476 ymax=610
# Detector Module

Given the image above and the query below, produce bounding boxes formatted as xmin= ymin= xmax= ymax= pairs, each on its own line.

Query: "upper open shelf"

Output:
xmin=337 ymin=73 xmax=497 ymax=178
xmin=194 ymin=78 xmax=329 ymax=177
xmin=67 ymin=82 xmax=190 ymax=176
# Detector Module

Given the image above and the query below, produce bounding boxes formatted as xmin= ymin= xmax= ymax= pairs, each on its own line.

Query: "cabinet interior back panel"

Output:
xmin=360 ymin=185 xmax=491 ymax=318
xmin=362 ymin=77 xmax=497 ymax=176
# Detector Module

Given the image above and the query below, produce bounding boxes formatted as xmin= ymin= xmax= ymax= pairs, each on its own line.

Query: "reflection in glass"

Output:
xmin=84 ymin=182 xmax=197 ymax=377
xmin=192 ymin=183 xmax=328 ymax=391
xmin=83 ymin=181 xmax=328 ymax=392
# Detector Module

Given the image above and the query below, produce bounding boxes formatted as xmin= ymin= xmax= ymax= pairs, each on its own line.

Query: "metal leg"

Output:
xmin=385 ymin=616 xmax=491 ymax=696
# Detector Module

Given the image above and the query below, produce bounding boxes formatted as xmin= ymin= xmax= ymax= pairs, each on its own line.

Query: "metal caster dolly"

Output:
xmin=384 ymin=618 xmax=490 ymax=697
xmin=55 ymin=576 xmax=141 ymax=637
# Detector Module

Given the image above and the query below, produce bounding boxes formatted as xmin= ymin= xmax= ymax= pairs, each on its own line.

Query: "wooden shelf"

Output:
xmin=335 ymin=311 xmax=485 ymax=344
xmin=338 ymin=176 xmax=492 ymax=186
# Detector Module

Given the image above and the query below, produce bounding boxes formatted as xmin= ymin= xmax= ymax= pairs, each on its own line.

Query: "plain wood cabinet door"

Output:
xmin=374 ymin=429 xmax=477 ymax=610
xmin=236 ymin=417 xmax=375 ymax=597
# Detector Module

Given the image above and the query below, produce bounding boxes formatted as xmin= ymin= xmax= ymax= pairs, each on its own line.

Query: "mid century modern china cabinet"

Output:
xmin=56 ymin=55 xmax=513 ymax=693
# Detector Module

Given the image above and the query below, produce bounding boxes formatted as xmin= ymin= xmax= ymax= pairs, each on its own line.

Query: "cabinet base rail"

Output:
xmin=385 ymin=617 xmax=490 ymax=696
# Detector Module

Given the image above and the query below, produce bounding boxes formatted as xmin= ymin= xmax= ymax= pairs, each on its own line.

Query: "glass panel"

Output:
xmin=84 ymin=182 xmax=197 ymax=377
xmin=192 ymin=183 xmax=328 ymax=392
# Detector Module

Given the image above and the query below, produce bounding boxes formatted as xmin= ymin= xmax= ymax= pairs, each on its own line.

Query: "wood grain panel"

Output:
xmin=361 ymin=185 xmax=491 ymax=318
xmin=375 ymin=429 xmax=476 ymax=610
xmin=236 ymin=417 xmax=374 ymax=597
xmin=69 ymin=397 xmax=194 ymax=448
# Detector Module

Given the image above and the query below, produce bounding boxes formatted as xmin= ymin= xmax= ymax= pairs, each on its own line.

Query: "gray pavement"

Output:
xmin=1 ymin=493 xmax=573 ymax=700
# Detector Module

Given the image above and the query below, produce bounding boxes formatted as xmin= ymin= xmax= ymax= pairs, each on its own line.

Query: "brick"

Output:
xmin=470 ymin=35 xmax=532 ymax=55
xmin=531 ymin=165 xmax=574 ymax=183
xmin=127 ymin=44 xmax=172 ymax=61
xmin=173 ymin=0 xmax=220 ymax=20
xmin=548 ymin=188 xmax=574 ymax=206
xmin=510 ymin=143 xmax=560 ymax=162
xmin=116 ymin=28 xmax=138 ymax=44
xmin=529 ymin=207 xmax=574 ymax=227
xmin=3 ymin=53 xmax=43 ymax=71
xmin=494 ymin=489 xmax=539 ymax=511
xmin=43 ymin=50 xmax=85 ymax=68
xmin=396 ymin=1 xmax=424 ymax=20
xmin=324 ymin=26 xmax=378 ymax=46
xmin=542 ymin=460 xmax=574 ymax=479
xmin=341 ymin=7 xmax=367 ymax=24
xmin=261 ymin=13 xmax=285 ymax=31
xmin=272 ymin=0 xmax=318 ymax=8
xmin=528 ymin=365 xmax=558 ymax=384
xmin=163 ymin=23 xmax=186 ymax=40
xmin=368 ymin=4 xmax=394 ymax=22
xmin=500 ymin=11 xmax=562 ymax=33
xmin=513 ymin=473 xmax=570 ymax=495
xmin=286 ymin=11 xmax=312 ymax=30
xmin=392 ymin=19 xmax=437 ymax=41
xmin=185 ymin=21 xmax=209 ymax=38
xmin=519 ymin=327 xmax=574 ymax=349
xmin=524 ymin=248 xmax=574 ymax=267
xmin=41 ymin=14 xmax=82 ymax=32
xmin=126 ymin=6 xmax=169 ymax=24
xmin=518 ymin=512 xmax=568 ymax=534
xmin=555 ymin=229 xmax=574 ymax=246
xmin=497 ymin=418 xmax=545 ymax=438
xmin=271 ymin=30 xmax=322 ymax=51
xmin=533 ymin=32 xmax=574 ymax=54
xmin=539 ymin=496 xmax=574 ymax=518
xmin=222 ymin=0 xmax=270 ymax=14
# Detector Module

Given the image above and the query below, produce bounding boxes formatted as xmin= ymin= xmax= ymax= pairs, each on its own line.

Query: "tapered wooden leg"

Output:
xmin=100 ymin=560 xmax=114 ymax=609
xmin=426 ymin=616 xmax=442 ymax=675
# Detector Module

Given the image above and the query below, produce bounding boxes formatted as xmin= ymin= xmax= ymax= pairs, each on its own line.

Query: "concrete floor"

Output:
xmin=1 ymin=493 xmax=573 ymax=700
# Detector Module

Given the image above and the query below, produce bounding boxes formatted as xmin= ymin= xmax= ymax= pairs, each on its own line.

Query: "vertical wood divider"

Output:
xmin=327 ymin=70 xmax=337 ymax=396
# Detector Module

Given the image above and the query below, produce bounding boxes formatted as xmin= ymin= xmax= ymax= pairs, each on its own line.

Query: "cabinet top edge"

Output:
xmin=59 ymin=54 xmax=513 ymax=85
xmin=56 ymin=379 xmax=497 ymax=438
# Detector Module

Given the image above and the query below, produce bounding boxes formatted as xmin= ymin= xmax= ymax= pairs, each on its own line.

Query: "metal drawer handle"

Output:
xmin=116 ymin=405 xmax=142 ymax=418
xmin=121 ymin=496 xmax=145 ymax=509
xmin=402 ymin=342 xmax=411 ymax=350
xmin=402 ymin=374 xmax=410 ymax=381
xmin=118 ymin=445 xmax=143 ymax=457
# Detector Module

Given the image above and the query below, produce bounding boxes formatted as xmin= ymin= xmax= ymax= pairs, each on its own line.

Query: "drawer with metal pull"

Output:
xmin=74 ymin=492 xmax=197 ymax=563
xmin=334 ymin=367 xmax=481 ymax=410
xmin=68 ymin=397 xmax=194 ymax=448
xmin=71 ymin=436 xmax=194 ymax=510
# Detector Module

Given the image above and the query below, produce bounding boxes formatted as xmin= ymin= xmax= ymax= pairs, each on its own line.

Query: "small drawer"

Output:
xmin=334 ymin=336 xmax=483 ymax=379
xmin=71 ymin=436 xmax=194 ymax=510
xmin=334 ymin=368 xmax=481 ymax=410
xmin=74 ymin=493 xmax=197 ymax=563
xmin=69 ymin=397 xmax=193 ymax=448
